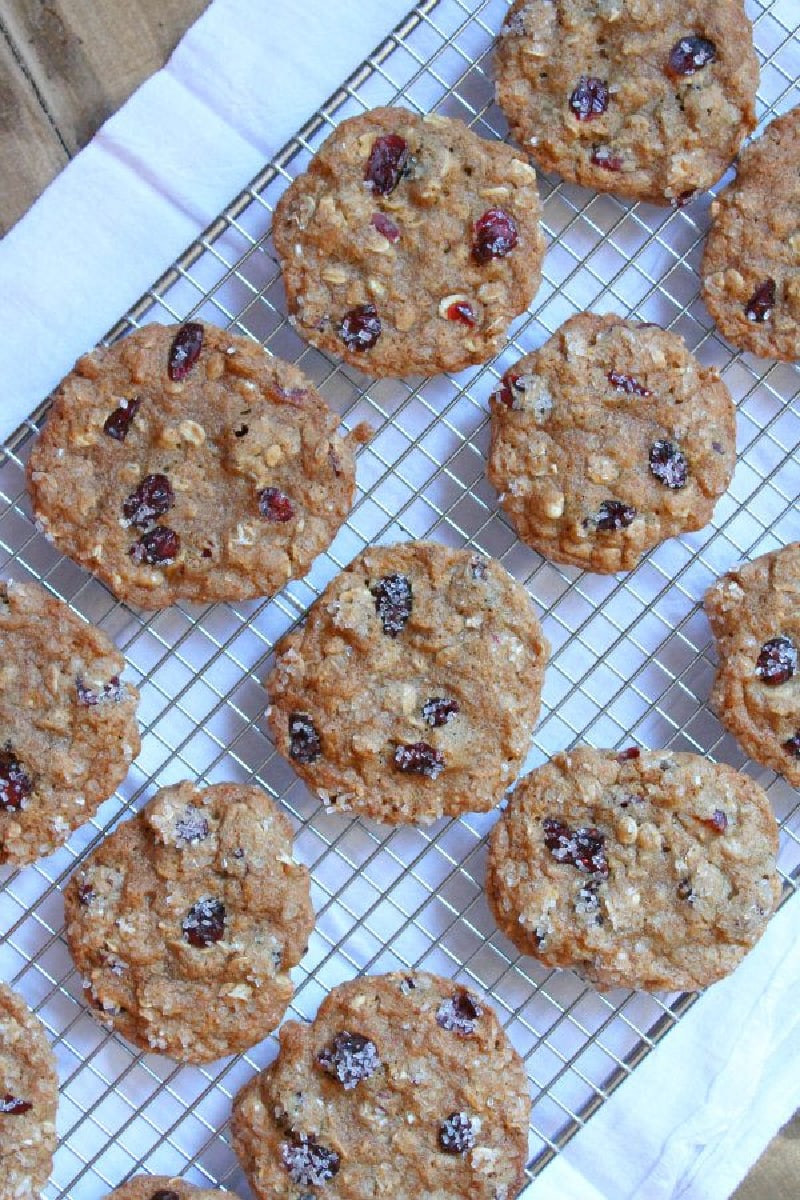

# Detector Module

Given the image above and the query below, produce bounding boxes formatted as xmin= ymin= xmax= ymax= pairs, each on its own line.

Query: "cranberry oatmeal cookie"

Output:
xmin=704 ymin=543 xmax=800 ymax=787
xmin=272 ymin=106 xmax=545 ymax=377
xmin=64 ymin=781 xmax=314 ymax=1062
xmin=495 ymin=0 xmax=758 ymax=206
xmin=487 ymin=313 xmax=736 ymax=573
xmin=28 ymin=322 xmax=369 ymax=609
xmin=0 ymin=983 xmax=58 ymax=1199
xmin=702 ymin=107 xmax=800 ymax=361
xmin=487 ymin=747 xmax=781 ymax=991
xmin=0 ymin=580 xmax=139 ymax=866
xmin=231 ymin=970 xmax=530 ymax=1200
xmin=265 ymin=541 xmax=549 ymax=824
xmin=104 ymin=1179 xmax=222 ymax=1199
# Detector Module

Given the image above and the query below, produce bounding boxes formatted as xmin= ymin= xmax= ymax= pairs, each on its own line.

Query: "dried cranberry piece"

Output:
xmin=394 ymin=742 xmax=445 ymax=779
xmin=340 ymin=304 xmax=382 ymax=352
xmin=439 ymin=1112 xmax=476 ymax=1154
xmin=783 ymin=731 xmax=800 ymax=759
xmin=667 ymin=35 xmax=717 ymax=78
xmin=175 ymin=805 xmax=210 ymax=845
xmin=0 ymin=749 xmax=31 ymax=812
xmin=151 ymin=1192 xmax=179 ymax=1200
xmin=364 ymin=134 xmax=410 ymax=195
xmin=649 ymin=440 xmax=688 ymax=489
xmin=607 ymin=370 xmax=651 ymax=397
xmin=1 ymin=1095 xmax=32 ymax=1115
xmin=569 ymin=76 xmax=609 ymax=121
xmin=591 ymin=146 xmax=623 ymax=172
xmin=168 ymin=322 xmax=204 ymax=381
xmin=472 ymin=208 xmax=518 ymax=264
xmin=590 ymin=500 xmax=637 ymax=532
xmin=129 ymin=526 xmax=180 ymax=566
xmin=445 ymin=301 xmax=477 ymax=327
xmin=677 ymin=878 xmax=696 ymax=903
xmin=745 ymin=279 xmax=776 ymax=323
xmin=703 ymin=809 xmax=728 ymax=833
xmin=76 ymin=676 xmax=123 ymax=706
xmin=543 ymin=818 xmax=609 ymax=877
xmin=103 ymin=397 xmax=141 ymax=442
xmin=371 ymin=211 xmax=401 ymax=243
xmin=289 ymin=713 xmax=321 ymax=764
xmin=371 ymin=573 xmax=412 ymax=636
xmin=317 ymin=1031 xmax=380 ymax=1089
xmin=281 ymin=1134 xmax=341 ymax=1186
xmin=672 ymin=189 xmax=696 ymax=209
xmin=616 ymin=747 xmax=641 ymax=762
xmin=496 ymin=371 xmax=523 ymax=409
xmin=77 ymin=882 xmax=96 ymax=906
xmin=755 ymin=636 xmax=797 ymax=685
xmin=182 ymin=897 xmax=225 ymax=947
xmin=258 ymin=487 xmax=295 ymax=522
xmin=436 ymin=990 xmax=482 ymax=1035
xmin=423 ymin=697 xmax=460 ymax=727
xmin=123 ymin=474 xmax=174 ymax=529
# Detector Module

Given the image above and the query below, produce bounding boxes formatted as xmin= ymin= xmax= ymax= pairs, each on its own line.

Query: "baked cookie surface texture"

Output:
xmin=103 ymin=1179 xmax=222 ymax=1200
xmin=0 ymin=982 xmax=58 ymax=1199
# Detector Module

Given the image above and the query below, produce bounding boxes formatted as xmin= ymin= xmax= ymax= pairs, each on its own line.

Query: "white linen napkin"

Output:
xmin=0 ymin=1 xmax=797 ymax=1196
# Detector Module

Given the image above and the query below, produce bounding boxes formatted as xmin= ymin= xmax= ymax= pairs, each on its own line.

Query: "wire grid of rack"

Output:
xmin=1 ymin=0 xmax=799 ymax=1195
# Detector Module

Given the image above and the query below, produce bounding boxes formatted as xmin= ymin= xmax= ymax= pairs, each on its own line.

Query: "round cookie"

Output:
xmin=702 ymin=107 xmax=800 ymax=360
xmin=486 ymin=747 xmax=781 ymax=991
xmin=0 ymin=983 xmax=58 ymax=1198
xmin=272 ymin=106 xmax=545 ymax=377
xmin=231 ymin=970 xmax=531 ymax=1200
xmin=64 ymin=781 xmax=314 ymax=1062
xmin=704 ymin=543 xmax=800 ymax=787
xmin=487 ymin=313 xmax=736 ymax=573
xmin=495 ymin=0 xmax=758 ymax=205
xmin=0 ymin=580 xmax=140 ymax=866
xmin=103 ymin=1178 xmax=221 ymax=1199
xmin=28 ymin=322 xmax=369 ymax=609
xmin=265 ymin=541 xmax=549 ymax=824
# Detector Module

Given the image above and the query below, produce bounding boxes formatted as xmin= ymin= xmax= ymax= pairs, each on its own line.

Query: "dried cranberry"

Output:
xmin=168 ymin=322 xmax=204 ymax=381
xmin=340 ymin=304 xmax=382 ymax=352
xmin=756 ymin=636 xmax=797 ymax=685
xmin=436 ymin=990 xmax=482 ymax=1036
xmin=590 ymin=500 xmax=637 ymax=531
xmin=704 ymin=809 xmax=728 ymax=833
xmin=677 ymin=878 xmax=696 ymax=903
xmin=151 ymin=1192 xmax=179 ymax=1200
xmin=1 ymin=1095 xmax=32 ymax=1115
xmin=543 ymin=818 xmax=609 ymax=877
xmin=371 ymin=211 xmax=401 ymax=243
xmin=745 ymin=279 xmax=776 ymax=323
xmin=607 ymin=370 xmax=651 ymax=397
xmin=372 ymin=573 xmax=412 ymax=636
xmin=76 ymin=676 xmax=123 ymax=706
xmin=129 ymin=526 xmax=180 ymax=566
xmin=364 ymin=134 xmax=410 ymax=195
xmin=672 ymin=190 xmax=696 ymax=209
xmin=317 ymin=1031 xmax=380 ymax=1089
xmin=394 ymin=742 xmax=445 ymax=779
xmin=423 ymin=697 xmax=460 ymax=727
xmin=569 ymin=77 xmax=609 ymax=121
xmin=182 ymin=897 xmax=225 ymax=947
xmin=472 ymin=208 xmax=518 ymax=264
xmin=281 ymin=1134 xmax=341 ymax=1186
xmin=103 ymin=397 xmax=141 ymax=441
xmin=258 ymin=487 xmax=295 ymax=522
xmin=289 ymin=713 xmax=321 ymax=764
xmin=649 ymin=440 xmax=688 ymax=489
xmin=591 ymin=146 xmax=624 ymax=172
xmin=123 ymin=474 xmax=174 ymax=529
xmin=667 ymin=35 xmax=717 ymax=78
xmin=496 ymin=371 xmax=523 ymax=409
xmin=439 ymin=1112 xmax=476 ymax=1154
xmin=0 ymin=749 xmax=31 ymax=812
xmin=616 ymin=747 xmax=641 ymax=762
xmin=446 ymin=301 xmax=477 ymax=327
xmin=783 ymin=731 xmax=800 ymax=759
xmin=175 ymin=805 xmax=210 ymax=845
xmin=77 ymin=882 xmax=96 ymax=906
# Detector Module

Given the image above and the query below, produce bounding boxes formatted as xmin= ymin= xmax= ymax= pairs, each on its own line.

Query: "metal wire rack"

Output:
xmin=1 ymin=0 xmax=798 ymax=1195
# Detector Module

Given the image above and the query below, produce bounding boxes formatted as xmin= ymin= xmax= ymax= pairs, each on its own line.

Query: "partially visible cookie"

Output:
xmin=702 ymin=107 xmax=800 ymax=360
xmin=704 ymin=543 xmax=800 ymax=786
xmin=231 ymin=970 xmax=531 ymax=1200
xmin=495 ymin=0 xmax=758 ymax=205
xmin=0 ymin=983 xmax=58 ymax=1199
xmin=0 ymin=580 xmax=140 ymax=866
xmin=103 ymin=1178 xmax=221 ymax=1199
xmin=486 ymin=747 xmax=781 ymax=991
xmin=272 ymin=106 xmax=545 ymax=376
xmin=64 ymin=781 xmax=314 ymax=1063
xmin=265 ymin=541 xmax=549 ymax=824
xmin=487 ymin=313 xmax=736 ymax=573
xmin=28 ymin=322 xmax=369 ymax=609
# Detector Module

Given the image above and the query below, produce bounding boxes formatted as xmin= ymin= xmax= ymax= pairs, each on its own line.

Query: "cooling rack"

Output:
xmin=1 ymin=0 xmax=798 ymax=1195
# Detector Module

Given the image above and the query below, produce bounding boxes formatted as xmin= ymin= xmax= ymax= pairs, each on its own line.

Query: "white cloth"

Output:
xmin=0 ymin=1 xmax=797 ymax=1196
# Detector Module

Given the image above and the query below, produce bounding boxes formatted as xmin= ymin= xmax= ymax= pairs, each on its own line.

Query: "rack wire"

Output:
xmin=1 ymin=0 xmax=798 ymax=1195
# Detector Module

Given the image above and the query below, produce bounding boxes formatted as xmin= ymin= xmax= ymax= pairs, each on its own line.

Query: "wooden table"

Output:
xmin=0 ymin=2 xmax=796 ymax=1195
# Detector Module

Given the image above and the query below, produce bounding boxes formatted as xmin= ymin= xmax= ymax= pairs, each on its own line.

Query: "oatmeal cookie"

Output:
xmin=103 ymin=1179 xmax=221 ymax=1199
xmin=265 ymin=541 xmax=549 ymax=824
xmin=64 ymin=781 xmax=314 ymax=1063
xmin=702 ymin=107 xmax=800 ymax=360
xmin=487 ymin=747 xmax=781 ymax=991
xmin=0 ymin=982 xmax=58 ymax=1199
xmin=487 ymin=313 xmax=736 ymax=573
xmin=272 ymin=106 xmax=545 ymax=376
xmin=231 ymin=970 xmax=530 ymax=1200
xmin=495 ymin=0 xmax=758 ymax=205
xmin=704 ymin=543 xmax=800 ymax=786
xmin=0 ymin=580 xmax=140 ymax=866
xmin=28 ymin=322 xmax=369 ymax=609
